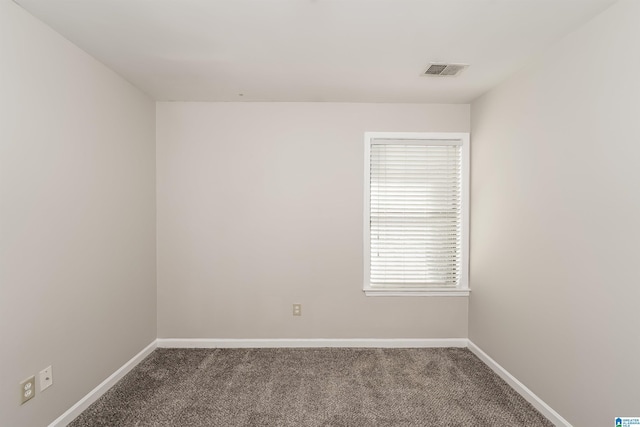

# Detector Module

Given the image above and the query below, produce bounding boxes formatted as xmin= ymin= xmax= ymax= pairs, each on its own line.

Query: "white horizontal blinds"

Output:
xmin=369 ymin=139 xmax=462 ymax=288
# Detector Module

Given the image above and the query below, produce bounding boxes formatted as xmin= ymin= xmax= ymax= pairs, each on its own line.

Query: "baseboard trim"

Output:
xmin=49 ymin=338 xmax=567 ymax=427
xmin=156 ymin=338 xmax=468 ymax=348
xmin=467 ymin=340 xmax=571 ymax=427
xmin=48 ymin=340 xmax=157 ymax=427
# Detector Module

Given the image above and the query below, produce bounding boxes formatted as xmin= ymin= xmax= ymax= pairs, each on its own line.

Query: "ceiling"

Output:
xmin=14 ymin=0 xmax=616 ymax=103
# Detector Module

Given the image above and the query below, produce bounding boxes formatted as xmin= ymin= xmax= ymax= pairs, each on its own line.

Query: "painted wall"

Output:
xmin=0 ymin=1 xmax=157 ymax=426
xmin=469 ymin=1 xmax=640 ymax=425
xmin=157 ymin=102 xmax=470 ymax=339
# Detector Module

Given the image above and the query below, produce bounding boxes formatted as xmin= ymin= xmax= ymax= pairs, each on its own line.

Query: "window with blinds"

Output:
xmin=364 ymin=133 xmax=469 ymax=296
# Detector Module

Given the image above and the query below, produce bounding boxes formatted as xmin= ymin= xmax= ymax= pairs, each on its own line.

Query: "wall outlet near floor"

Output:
xmin=39 ymin=365 xmax=53 ymax=391
xmin=20 ymin=376 xmax=36 ymax=404
xmin=293 ymin=303 xmax=302 ymax=316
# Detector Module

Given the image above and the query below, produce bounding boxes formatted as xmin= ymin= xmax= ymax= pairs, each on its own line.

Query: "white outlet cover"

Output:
xmin=20 ymin=376 xmax=36 ymax=404
xmin=39 ymin=366 xmax=53 ymax=391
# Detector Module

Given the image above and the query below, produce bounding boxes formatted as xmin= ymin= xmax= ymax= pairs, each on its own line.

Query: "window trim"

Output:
xmin=363 ymin=132 xmax=470 ymax=297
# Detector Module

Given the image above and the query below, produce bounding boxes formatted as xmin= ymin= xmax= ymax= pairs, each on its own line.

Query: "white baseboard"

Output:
xmin=48 ymin=340 xmax=157 ymax=427
xmin=49 ymin=338 xmax=566 ymax=427
xmin=467 ymin=340 xmax=571 ymax=427
xmin=156 ymin=338 xmax=468 ymax=348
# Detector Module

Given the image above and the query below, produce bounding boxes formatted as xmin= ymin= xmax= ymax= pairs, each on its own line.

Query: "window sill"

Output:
xmin=364 ymin=288 xmax=470 ymax=297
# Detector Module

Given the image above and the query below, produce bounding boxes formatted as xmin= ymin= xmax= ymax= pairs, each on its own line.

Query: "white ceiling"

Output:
xmin=15 ymin=0 xmax=616 ymax=103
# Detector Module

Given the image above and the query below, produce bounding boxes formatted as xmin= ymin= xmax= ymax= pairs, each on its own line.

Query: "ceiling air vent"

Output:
xmin=423 ymin=63 xmax=469 ymax=77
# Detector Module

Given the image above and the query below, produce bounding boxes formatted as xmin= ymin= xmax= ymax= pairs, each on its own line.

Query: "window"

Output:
xmin=363 ymin=132 xmax=469 ymax=296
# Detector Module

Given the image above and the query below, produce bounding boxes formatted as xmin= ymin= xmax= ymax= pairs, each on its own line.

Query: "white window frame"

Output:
xmin=363 ymin=132 xmax=470 ymax=297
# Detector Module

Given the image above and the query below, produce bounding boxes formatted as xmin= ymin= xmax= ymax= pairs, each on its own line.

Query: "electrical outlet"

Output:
xmin=39 ymin=366 xmax=53 ymax=391
xmin=20 ymin=376 xmax=35 ymax=405
xmin=293 ymin=303 xmax=302 ymax=316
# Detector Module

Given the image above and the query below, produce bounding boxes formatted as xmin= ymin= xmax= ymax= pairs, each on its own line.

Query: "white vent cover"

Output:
xmin=423 ymin=63 xmax=469 ymax=77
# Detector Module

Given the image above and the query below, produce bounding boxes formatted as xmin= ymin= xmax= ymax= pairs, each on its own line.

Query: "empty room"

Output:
xmin=1 ymin=0 xmax=638 ymax=426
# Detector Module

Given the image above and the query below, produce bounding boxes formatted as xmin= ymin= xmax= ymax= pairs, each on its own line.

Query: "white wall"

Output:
xmin=0 ymin=1 xmax=157 ymax=426
xmin=469 ymin=1 xmax=640 ymax=425
xmin=157 ymin=102 xmax=470 ymax=339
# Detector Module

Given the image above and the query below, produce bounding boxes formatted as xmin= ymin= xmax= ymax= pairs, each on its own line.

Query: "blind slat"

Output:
xmin=369 ymin=142 xmax=461 ymax=288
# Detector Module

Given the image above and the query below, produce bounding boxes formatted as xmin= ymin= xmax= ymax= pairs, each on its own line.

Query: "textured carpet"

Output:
xmin=69 ymin=348 xmax=553 ymax=426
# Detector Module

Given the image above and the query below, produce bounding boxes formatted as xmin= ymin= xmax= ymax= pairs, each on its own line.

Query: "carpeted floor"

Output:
xmin=68 ymin=348 xmax=553 ymax=426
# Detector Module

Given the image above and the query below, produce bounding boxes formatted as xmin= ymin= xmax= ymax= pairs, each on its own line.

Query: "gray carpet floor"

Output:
xmin=69 ymin=348 xmax=553 ymax=426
